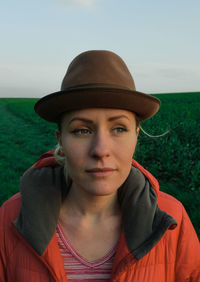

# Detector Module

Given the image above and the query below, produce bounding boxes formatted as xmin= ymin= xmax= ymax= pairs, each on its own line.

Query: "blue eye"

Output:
xmin=71 ymin=128 xmax=92 ymax=135
xmin=113 ymin=127 xmax=127 ymax=133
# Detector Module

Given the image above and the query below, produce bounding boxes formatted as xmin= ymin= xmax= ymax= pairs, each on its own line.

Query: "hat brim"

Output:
xmin=34 ymin=87 xmax=160 ymax=122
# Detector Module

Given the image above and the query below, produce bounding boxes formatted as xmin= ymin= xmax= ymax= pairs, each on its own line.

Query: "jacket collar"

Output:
xmin=14 ymin=151 xmax=177 ymax=260
xmin=118 ymin=166 xmax=177 ymax=259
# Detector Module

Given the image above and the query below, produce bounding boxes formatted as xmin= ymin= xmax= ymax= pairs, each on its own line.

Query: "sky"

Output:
xmin=0 ymin=0 xmax=200 ymax=98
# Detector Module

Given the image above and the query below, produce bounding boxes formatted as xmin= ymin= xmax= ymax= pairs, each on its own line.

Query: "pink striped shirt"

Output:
xmin=56 ymin=222 xmax=116 ymax=281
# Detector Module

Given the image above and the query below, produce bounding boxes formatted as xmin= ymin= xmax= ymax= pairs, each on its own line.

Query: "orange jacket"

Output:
xmin=0 ymin=151 xmax=200 ymax=282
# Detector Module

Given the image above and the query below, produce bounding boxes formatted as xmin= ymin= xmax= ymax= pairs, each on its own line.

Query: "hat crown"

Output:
xmin=34 ymin=49 xmax=160 ymax=123
xmin=61 ymin=50 xmax=136 ymax=91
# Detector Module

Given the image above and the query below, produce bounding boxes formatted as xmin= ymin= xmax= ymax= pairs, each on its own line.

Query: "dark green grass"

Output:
xmin=134 ymin=92 xmax=200 ymax=238
xmin=0 ymin=98 xmax=57 ymax=201
xmin=0 ymin=93 xmax=200 ymax=238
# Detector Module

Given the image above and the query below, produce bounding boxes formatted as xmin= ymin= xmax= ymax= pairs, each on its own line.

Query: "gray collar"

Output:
xmin=14 ymin=165 xmax=177 ymax=259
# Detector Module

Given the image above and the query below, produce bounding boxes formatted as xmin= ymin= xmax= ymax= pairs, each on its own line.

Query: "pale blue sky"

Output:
xmin=1 ymin=0 xmax=200 ymax=97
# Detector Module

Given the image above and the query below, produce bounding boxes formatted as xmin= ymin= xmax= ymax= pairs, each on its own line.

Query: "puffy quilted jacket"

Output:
xmin=0 ymin=150 xmax=200 ymax=281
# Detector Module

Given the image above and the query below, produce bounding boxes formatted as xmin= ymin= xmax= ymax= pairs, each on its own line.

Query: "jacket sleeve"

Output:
xmin=0 ymin=252 xmax=6 ymax=282
xmin=175 ymin=204 xmax=200 ymax=281
xmin=0 ymin=206 xmax=7 ymax=282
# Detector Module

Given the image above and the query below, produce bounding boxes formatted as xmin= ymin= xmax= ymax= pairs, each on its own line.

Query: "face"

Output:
xmin=56 ymin=108 xmax=139 ymax=198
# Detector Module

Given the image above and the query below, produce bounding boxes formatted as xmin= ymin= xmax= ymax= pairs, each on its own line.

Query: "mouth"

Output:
xmin=86 ymin=168 xmax=116 ymax=178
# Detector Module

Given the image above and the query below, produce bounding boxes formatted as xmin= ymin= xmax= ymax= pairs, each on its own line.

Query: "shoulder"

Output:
xmin=157 ymin=190 xmax=185 ymax=223
xmin=157 ymin=190 xmax=199 ymax=245
xmin=0 ymin=194 xmax=22 ymax=258
xmin=0 ymin=193 xmax=21 ymax=225
xmin=157 ymin=190 xmax=199 ymax=250
xmin=158 ymin=192 xmax=200 ymax=279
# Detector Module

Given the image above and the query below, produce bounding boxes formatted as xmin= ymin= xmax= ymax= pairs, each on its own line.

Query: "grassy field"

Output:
xmin=0 ymin=93 xmax=200 ymax=238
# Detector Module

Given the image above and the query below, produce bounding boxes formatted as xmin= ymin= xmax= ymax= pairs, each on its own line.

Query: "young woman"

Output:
xmin=0 ymin=50 xmax=199 ymax=281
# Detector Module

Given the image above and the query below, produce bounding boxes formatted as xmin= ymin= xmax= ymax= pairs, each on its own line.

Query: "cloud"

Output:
xmin=58 ymin=0 xmax=97 ymax=9
xmin=73 ymin=0 xmax=96 ymax=8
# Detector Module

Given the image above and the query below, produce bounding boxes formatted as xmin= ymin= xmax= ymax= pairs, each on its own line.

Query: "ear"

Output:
xmin=56 ymin=130 xmax=62 ymax=146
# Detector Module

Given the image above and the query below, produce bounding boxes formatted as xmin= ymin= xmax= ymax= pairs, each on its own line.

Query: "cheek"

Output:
xmin=62 ymin=138 xmax=87 ymax=171
xmin=62 ymin=148 xmax=79 ymax=179
xmin=120 ymin=138 xmax=137 ymax=178
xmin=121 ymin=135 xmax=137 ymax=160
xmin=121 ymin=146 xmax=135 ymax=168
xmin=63 ymin=144 xmax=77 ymax=164
xmin=131 ymin=137 xmax=138 ymax=155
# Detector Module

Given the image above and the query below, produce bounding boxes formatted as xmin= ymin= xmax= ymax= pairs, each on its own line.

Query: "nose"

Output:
xmin=89 ymin=130 xmax=111 ymax=159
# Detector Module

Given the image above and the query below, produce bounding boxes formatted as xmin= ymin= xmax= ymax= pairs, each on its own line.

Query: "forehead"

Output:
xmin=60 ymin=108 xmax=136 ymax=124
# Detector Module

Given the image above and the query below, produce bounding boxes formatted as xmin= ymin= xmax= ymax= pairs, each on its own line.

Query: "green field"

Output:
xmin=0 ymin=93 xmax=200 ymax=238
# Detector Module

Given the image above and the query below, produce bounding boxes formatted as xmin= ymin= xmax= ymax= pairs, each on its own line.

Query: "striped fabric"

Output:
xmin=56 ymin=222 xmax=116 ymax=281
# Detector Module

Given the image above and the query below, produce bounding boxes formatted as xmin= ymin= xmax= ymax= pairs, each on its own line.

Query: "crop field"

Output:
xmin=0 ymin=93 xmax=200 ymax=238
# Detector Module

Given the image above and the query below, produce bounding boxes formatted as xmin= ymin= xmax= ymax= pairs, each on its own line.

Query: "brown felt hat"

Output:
xmin=34 ymin=50 xmax=160 ymax=122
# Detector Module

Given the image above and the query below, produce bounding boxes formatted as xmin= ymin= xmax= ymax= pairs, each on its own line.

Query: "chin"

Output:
xmin=84 ymin=180 xmax=122 ymax=197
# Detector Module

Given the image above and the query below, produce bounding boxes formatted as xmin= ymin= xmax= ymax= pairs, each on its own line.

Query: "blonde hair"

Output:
xmin=139 ymin=125 xmax=170 ymax=138
xmin=54 ymin=143 xmax=66 ymax=166
xmin=54 ymin=144 xmax=70 ymax=181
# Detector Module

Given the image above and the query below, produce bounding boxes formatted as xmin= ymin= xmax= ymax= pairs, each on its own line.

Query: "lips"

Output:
xmin=86 ymin=168 xmax=116 ymax=177
xmin=87 ymin=168 xmax=115 ymax=172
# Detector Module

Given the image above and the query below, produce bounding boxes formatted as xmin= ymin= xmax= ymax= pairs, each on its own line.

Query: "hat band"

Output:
xmin=61 ymin=83 xmax=133 ymax=92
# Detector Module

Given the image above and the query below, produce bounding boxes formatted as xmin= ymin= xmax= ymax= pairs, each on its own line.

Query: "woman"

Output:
xmin=0 ymin=50 xmax=199 ymax=281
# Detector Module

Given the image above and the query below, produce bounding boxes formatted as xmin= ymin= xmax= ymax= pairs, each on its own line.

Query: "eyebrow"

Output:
xmin=68 ymin=115 xmax=130 ymax=125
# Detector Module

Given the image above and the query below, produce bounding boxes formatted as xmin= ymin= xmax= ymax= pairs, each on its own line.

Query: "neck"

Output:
xmin=60 ymin=183 xmax=120 ymax=221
